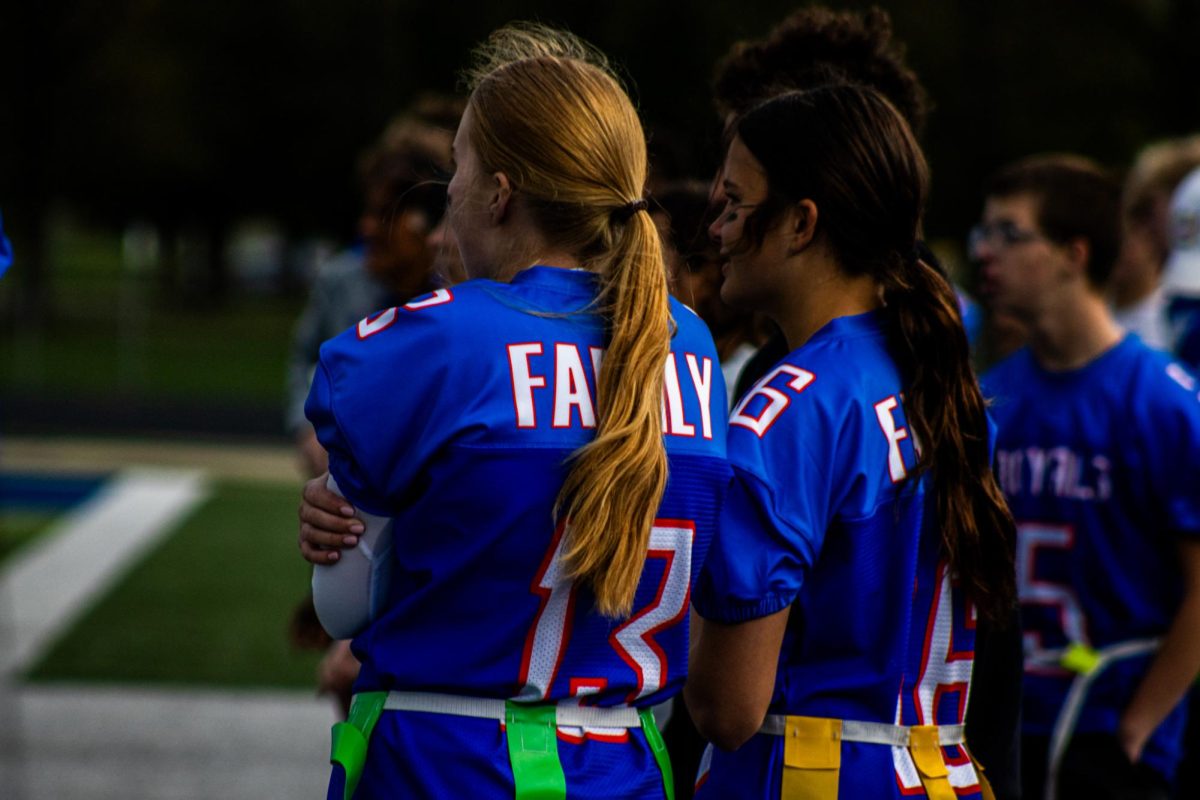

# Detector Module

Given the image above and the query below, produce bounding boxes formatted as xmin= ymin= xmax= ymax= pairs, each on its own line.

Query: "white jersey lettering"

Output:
xmin=892 ymin=561 xmax=982 ymax=794
xmin=685 ymin=354 xmax=714 ymax=440
xmin=663 ymin=353 xmax=696 ymax=437
xmin=610 ymin=523 xmax=694 ymax=700
xmin=996 ymin=446 xmax=1112 ymax=502
xmin=553 ymin=344 xmax=596 ymax=429
xmin=356 ymin=308 xmax=398 ymax=339
xmin=508 ymin=343 xmax=546 ymax=429
xmin=519 ymin=520 xmax=696 ymax=709
xmin=517 ymin=521 xmax=575 ymax=700
xmin=403 ymin=288 xmax=453 ymax=310
xmin=873 ymin=395 xmax=910 ymax=483
xmin=507 ymin=343 xmax=714 ymax=434
xmin=1167 ymin=362 xmax=1196 ymax=392
xmin=1026 ymin=448 xmax=1049 ymax=496
xmin=1017 ymin=522 xmax=1088 ymax=673
xmin=730 ymin=364 xmax=816 ymax=437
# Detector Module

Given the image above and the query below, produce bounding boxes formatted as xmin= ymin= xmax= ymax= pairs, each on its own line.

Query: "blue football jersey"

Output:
xmin=982 ymin=334 xmax=1200 ymax=781
xmin=306 ymin=265 xmax=730 ymax=798
xmin=958 ymin=287 xmax=984 ymax=349
xmin=692 ymin=311 xmax=986 ymax=799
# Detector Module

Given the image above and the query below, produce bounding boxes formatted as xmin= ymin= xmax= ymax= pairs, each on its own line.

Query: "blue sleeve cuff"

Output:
xmin=692 ymin=591 xmax=794 ymax=624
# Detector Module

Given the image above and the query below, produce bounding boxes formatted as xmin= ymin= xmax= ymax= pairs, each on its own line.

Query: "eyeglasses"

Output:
xmin=967 ymin=220 xmax=1045 ymax=257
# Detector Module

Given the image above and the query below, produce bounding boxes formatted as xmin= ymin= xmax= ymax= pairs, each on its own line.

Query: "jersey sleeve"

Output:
xmin=304 ymin=302 xmax=453 ymax=516
xmin=693 ymin=410 xmax=835 ymax=623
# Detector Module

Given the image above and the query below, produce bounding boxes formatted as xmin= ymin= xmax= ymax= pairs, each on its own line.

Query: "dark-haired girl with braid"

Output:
xmin=684 ymin=83 xmax=1016 ymax=799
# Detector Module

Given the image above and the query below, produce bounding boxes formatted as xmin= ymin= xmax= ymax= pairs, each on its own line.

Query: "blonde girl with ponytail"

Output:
xmin=299 ymin=23 xmax=729 ymax=799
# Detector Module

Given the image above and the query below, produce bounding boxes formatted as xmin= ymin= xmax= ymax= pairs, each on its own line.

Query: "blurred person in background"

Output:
xmin=975 ymin=307 xmax=1031 ymax=369
xmin=969 ymin=222 xmax=1033 ymax=368
xmin=1163 ymin=165 xmax=1200 ymax=371
xmin=711 ymin=6 xmax=928 ymax=134
xmin=1160 ymin=163 xmax=1200 ymax=800
xmin=1111 ymin=136 xmax=1200 ymax=352
xmin=977 ymin=155 xmax=1200 ymax=800
xmin=287 ymin=95 xmax=461 ymax=479
xmin=713 ymin=5 xmax=929 ymax=405
xmin=653 ymin=181 xmax=764 ymax=404
xmin=719 ymin=6 xmax=992 ymax=395
xmin=286 ymin=95 xmax=460 ymax=717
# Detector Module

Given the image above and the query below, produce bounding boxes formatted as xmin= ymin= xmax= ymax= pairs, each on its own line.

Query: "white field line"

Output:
xmin=0 ymin=468 xmax=210 ymax=676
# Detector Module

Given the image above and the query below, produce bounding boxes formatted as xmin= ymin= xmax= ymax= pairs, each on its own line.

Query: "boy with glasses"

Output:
xmin=977 ymin=155 xmax=1200 ymax=800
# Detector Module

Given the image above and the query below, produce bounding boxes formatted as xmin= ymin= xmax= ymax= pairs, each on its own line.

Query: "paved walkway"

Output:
xmin=0 ymin=437 xmax=335 ymax=799
xmin=0 ymin=684 xmax=332 ymax=799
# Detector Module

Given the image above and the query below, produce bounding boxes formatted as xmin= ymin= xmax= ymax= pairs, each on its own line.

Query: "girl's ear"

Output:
xmin=489 ymin=172 xmax=513 ymax=224
xmin=785 ymin=198 xmax=819 ymax=256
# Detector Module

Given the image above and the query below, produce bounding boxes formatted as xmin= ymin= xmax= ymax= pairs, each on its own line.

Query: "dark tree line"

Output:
xmin=2 ymin=0 xmax=1198 ymax=316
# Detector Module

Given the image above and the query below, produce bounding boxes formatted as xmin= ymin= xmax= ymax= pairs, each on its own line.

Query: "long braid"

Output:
xmin=881 ymin=254 xmax=1016 ymax=623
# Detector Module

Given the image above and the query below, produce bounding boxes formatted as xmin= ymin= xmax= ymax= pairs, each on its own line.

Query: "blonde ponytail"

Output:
xmin=466 ymin=24 xmax=672 ymax=617
xmin=558 ymin=208 xmax=671 ymax=618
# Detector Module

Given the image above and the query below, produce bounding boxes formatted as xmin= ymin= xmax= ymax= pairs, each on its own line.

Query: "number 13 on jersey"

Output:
xmin=516 ymin=519 xmax=696 ymax=704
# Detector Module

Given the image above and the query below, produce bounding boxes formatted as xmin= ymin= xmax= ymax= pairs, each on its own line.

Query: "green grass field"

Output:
xmin=27 ymin=480 xmax=325 ymax=688
xmin=0 ymin=510 xmax=58 ymax=565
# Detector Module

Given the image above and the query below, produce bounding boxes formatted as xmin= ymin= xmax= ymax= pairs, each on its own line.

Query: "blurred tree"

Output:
xmin=1 ymin=2 xmax=92 ymax=323
xmin=1 ymin=0 xmax=1198 ymax=313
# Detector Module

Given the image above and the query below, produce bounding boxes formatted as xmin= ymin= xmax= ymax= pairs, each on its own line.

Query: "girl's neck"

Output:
xmin=777 ymin=269 xmax=882 ymax=350
xmin=485 ymin=203 xmax=582 ymax=280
